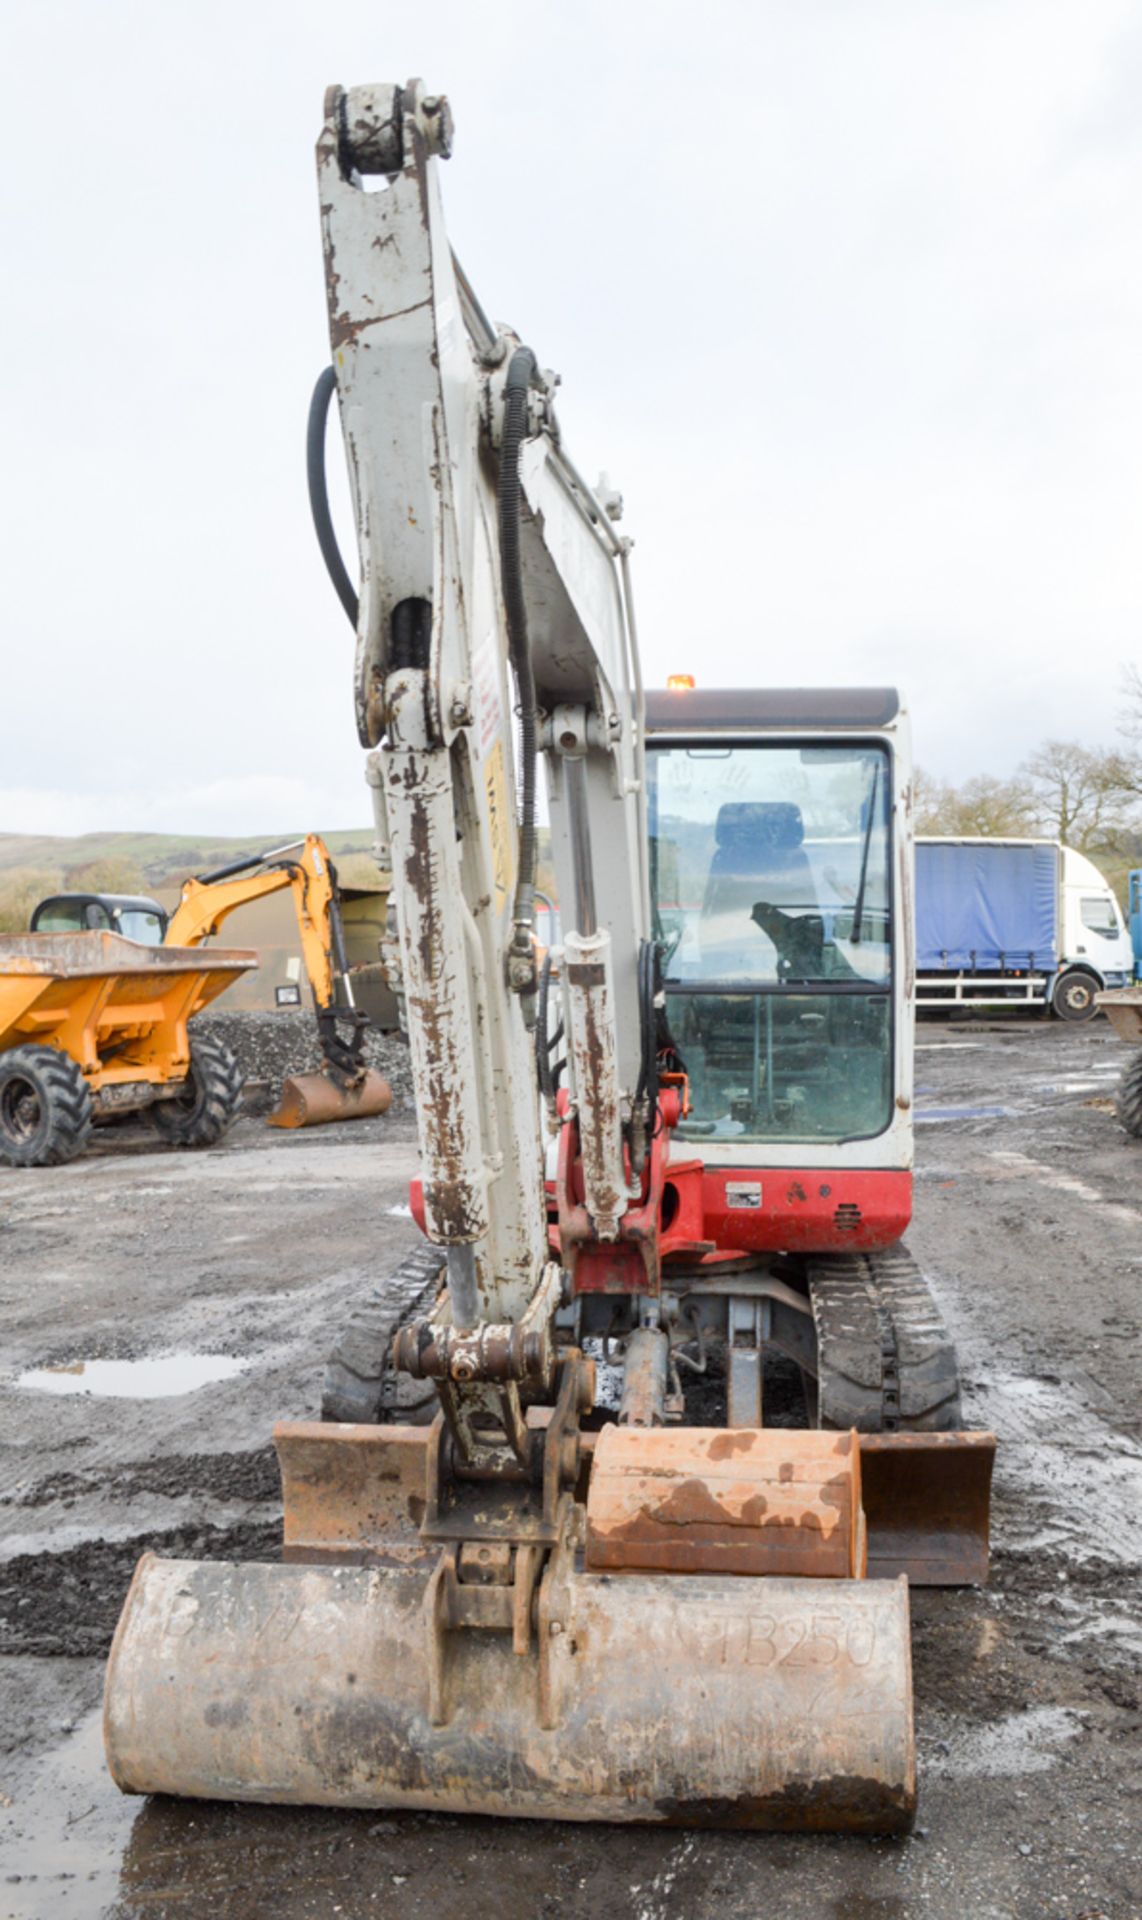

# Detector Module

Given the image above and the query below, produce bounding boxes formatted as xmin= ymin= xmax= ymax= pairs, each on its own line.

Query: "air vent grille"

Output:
xmin=833 ymin=1202 xmax=862 ymax=1232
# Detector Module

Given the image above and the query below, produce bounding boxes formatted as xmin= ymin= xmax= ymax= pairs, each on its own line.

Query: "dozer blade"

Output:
xmin=585 ymin=1425 xmax=869 ymax=1578
xmin=266 ymin=1067 xmax=392 ymax=1129
xmin=104 ymin=1549 xmax=915 ymax=1831
xmin=860 ymin=1431 xmax=996 ymax=1586
xmin=269 ymin=1422 xmax=995 ymax=1588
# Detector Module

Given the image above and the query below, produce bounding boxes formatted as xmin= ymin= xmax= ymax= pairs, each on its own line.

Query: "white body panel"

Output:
xmin=1061 ymin=846 xmax=1133 ymax=983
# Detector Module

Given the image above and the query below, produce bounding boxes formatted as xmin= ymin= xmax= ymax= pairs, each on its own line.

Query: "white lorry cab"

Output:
xmin=915 ymin=837 xmax=1133 ymax=1022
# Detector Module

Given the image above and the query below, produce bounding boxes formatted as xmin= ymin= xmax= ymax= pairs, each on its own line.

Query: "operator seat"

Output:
xmin=700 ymin=801 xmax=821 ymax=979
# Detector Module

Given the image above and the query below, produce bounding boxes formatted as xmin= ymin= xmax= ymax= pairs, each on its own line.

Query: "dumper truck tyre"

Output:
xmin=1115 ymin=1052 xmax=1142 ymax=1137
xmin=0 ymin=1045 xmax=93 ymax=1167
xmin=1052 ymin=968 xmax=1098 ymax=1022
xmin=149 ymin=1035 xmax=244 ymax=1149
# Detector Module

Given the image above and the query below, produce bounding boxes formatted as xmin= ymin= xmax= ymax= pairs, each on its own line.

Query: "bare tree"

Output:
xmin=912 ymin=767 xmax=954 ymax=834
xmin=913 ymin=767 xmax=1035 ymax=837
xmin=1119 ymin=663 xmax=1142 ymax=747
xmin=1020 ymin=739 xmax=1138 ymax=851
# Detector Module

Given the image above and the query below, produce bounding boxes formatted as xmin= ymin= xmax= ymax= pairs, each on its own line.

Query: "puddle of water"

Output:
xmin=915 ymin=1105 xmax=1015 ymax=1123
xmin=14 ymin=1354 xmax=248 ymax=1399
xmin=0 ymin=1708 xmax=138 ymax=1919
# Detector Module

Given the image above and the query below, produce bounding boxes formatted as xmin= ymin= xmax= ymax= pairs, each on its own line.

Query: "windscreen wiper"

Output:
xmin=851 ymin=761 xmax=881 ymax=946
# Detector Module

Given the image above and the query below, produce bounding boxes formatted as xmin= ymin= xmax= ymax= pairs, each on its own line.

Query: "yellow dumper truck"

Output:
xmin=0 ymin=931 xmax=254 ymax=1166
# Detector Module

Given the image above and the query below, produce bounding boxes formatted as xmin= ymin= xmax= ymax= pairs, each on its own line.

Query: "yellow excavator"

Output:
xmin=31 ymin=834 xmax=391 ymax=1128
xmin=102 ymin=80 xmax=995 ymax=1834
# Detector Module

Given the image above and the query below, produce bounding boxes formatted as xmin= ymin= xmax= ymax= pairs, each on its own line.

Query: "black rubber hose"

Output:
xmin=537 ymin=952 xmax=556 ymax=1107
xmin=497 ymin=347 xmax=539 ymax=945
xmin=634 ymin=939 xmax=659 ymax=1126
xmin=307 ymin=366 xmax=359 ymax=630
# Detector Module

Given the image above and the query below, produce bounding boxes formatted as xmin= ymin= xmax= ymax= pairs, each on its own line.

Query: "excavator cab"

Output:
xmin=31 ymin=893 xmax=168 ymax=945
xmin=647 ymin=693 xmax=896 ymax=1149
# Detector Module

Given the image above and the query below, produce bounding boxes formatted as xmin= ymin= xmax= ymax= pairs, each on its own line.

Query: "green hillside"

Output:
xmin=0 ymin=829 xmax=379 ymax=932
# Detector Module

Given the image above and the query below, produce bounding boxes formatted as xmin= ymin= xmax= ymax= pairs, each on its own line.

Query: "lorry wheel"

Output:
xmin=1052 ymin=970 xmax=1098 ymax=1022
xmin=1116 ymin=1054 xmax=1142 ymax=1138
xmin=0 ymin=1046 xmax=93 ymax=1167
xmin=150 ymin=1035 xmax=245 ymax=1148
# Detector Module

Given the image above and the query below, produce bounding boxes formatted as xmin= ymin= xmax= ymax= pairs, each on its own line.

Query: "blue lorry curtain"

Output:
xmin=915 ymin=843 xmax=1059 ymax=972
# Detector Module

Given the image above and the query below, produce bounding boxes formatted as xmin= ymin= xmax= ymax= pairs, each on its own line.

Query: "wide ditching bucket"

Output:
xmin=105 ymin=1423 xmax=920 ymax=1832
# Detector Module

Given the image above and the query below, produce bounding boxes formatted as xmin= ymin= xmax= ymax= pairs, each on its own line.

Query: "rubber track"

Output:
xmin=321 ymin=1241 xmax=445 ymax=1424
xmin=807 ymin=1244 xmax=963 ymax=1431
xmin=1116 ymin=1053 xmax=1142 ymax=1138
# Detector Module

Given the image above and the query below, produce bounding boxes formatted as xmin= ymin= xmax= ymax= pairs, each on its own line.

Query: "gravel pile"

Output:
xmin=195 ymin=1009 xmax=415 ymax=1111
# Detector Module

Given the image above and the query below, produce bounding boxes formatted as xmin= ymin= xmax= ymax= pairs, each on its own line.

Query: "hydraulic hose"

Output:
xmin=634 ymin=939 xmax=660 ymax=1130
xmin=307 ymin=366 xmax=359 ymax=630
xmin=537 ymin=951 xmax=557 ymax=1111
xmin=497 ymin=347 xmax=540 ymax=964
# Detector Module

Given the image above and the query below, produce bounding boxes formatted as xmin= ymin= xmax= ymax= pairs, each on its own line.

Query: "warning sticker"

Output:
xmin=484 ymin=738 xmax=515 ymax=912
xmin=471 ymin=633 xmax=503 ymax=762
xmin=725 ymin=1182 xmax=763 ymax=1210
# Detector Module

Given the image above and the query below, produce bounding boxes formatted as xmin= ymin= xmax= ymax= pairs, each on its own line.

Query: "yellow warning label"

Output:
xmin=484 ymin=738 xmax=516 ymax=911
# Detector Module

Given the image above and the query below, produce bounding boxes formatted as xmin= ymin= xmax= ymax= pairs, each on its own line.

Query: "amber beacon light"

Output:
xmin=666 ymin=673 xmax=695 ymax=690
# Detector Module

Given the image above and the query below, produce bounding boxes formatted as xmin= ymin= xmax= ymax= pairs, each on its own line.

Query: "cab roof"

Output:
xmin=644 ymin=688 xmax=900 ymax=732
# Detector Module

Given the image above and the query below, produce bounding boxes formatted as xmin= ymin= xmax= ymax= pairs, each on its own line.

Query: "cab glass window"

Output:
xmin=1080 ymin=894 xmax=1119 ymax=937
xmin=34 ymin=902 xmax=88 ymax=932
xmin=648 ymin=744 xmax=891 ymax=987
xmin=116 ymin=910 xmax=165 ymax=945
xmin=35 ymin=900 xmax=111 ymax=932
xmin=646 ymin=741 xmax=894 ymax=1144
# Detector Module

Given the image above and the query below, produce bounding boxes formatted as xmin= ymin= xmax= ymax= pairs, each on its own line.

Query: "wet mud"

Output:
xmin=0 ymin=1520 xmax=280 ymax=1657
xmin=1 ymin=1027 xmax=1140 ymax=1918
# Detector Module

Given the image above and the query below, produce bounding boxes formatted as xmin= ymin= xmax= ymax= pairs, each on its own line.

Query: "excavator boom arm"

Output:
xmin=164 ymin=833 xmax=341 ymax=1009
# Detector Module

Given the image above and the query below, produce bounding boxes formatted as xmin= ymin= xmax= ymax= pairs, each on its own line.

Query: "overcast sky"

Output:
xmin=2 ymin=0 xmax=1140 ymax=837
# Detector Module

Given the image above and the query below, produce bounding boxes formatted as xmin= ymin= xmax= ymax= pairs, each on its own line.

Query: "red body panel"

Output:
xmin=690 ymin=1165 xmax=912 ymax=1255
xmin=410 ymin=1162 xmax=912 ymax=1285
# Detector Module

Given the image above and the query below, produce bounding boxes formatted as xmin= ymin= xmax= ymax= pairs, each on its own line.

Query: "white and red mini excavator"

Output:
xmin=103 ymin=79 xmax=995 ymax=1832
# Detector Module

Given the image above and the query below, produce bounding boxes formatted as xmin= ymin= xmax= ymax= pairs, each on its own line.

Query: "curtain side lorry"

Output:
xmin=915 ymin=836 xmax=1132 ymax=1020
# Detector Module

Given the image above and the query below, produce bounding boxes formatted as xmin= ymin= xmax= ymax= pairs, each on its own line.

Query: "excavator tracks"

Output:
xmin=321 ymin=1241 xmax=444 ymax=1423
xmin=807 ymin=1244 xmax=963 ymax=1432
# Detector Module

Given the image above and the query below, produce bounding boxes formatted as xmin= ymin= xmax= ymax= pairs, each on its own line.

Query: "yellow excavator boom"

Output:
xmin=165 ymin=834 xmax=339 ymax=1007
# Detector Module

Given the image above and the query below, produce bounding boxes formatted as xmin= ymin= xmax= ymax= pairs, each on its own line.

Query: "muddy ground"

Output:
xmin=1 ymin=1019 xmax=1140 ymax=1920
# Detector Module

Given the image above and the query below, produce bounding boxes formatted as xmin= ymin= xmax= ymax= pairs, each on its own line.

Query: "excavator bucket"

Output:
xmin=266 ymin=1068 xmax=392 ymax=1129
xmin=105 ymin=1422 xmax=917 ymax=1832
